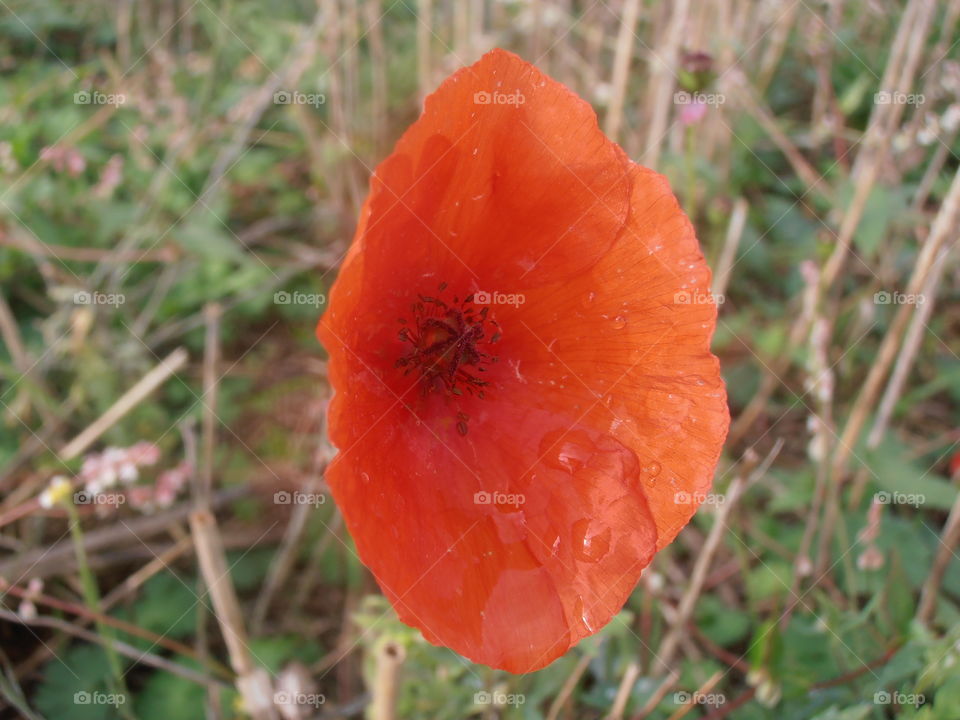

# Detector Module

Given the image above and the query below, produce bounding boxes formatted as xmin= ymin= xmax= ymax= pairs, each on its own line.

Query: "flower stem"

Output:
xmin=65 ymin=502 xmax=135 ymax=718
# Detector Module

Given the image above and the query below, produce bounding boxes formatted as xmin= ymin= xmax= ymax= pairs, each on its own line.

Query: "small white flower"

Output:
xmin=39 ymin=476 xmax=73 ymax=508
xmin=119 ymin=462 xmax=139 ymax=483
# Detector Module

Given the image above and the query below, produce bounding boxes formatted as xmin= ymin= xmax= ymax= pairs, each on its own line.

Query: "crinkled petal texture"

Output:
xmin=318 ymin=49 xmax=728 ymax=673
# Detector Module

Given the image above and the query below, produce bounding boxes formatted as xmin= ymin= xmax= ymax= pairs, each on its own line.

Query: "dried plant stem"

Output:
xmin=364 ymin=0 xmax=388 ymax=156
xmin=291 ymin=509 xmax=344 ymax=611
xmin=0 ymin=290 xmax=30 ymax=372
xmin=666 ymin=670 xmax=723 ymax=720
xmin=417 ymin=0 xmax=432 ymax=105
xmin=0 ymin=486 xmax=242 ymax=576
xmin=370 ymin=641 xmax=405 ymax=720
xmin=0 ymin=575 xmax=228 ymax=674
xmin=642 ymin=0 xmax=689 ymax=169
xmin=831 ymin=166 xmax=960 ymax=476
xmin=815 ymin=167 xmax=960 ymax=577
xmin=821 ymin=0 xmax=936 ymax=288
xmin=654 ymin=474 xmax=748 ymax=674
xmin=631 ymin=669 xmax=680 ymax=720
xmin=755 ymin=2 xmax=800 ymax=92
xmin=529 ymin=0 xmax=543 ymax=60
xmin=251 ymin=470 xmax=325 ymax=633
xmin=545 ymin=650 xmax=595 ymax=720
xmin=604 ymin=0 xmax=641 ymax=143
xmin=605 ymin=659 xmax=640 ymax=720
xmin=199 ymin=303 xmax=221 ymax=509
xmin=58 ymin=347 xmax=188 ymax=461
xmin=917 ymin=492 xmax=960 ymax=625
xmin=191 ymin=509 xmax=278 ymax=720
xmin=101 ymin=534 xmax=194 ymax=610
xmin=848 ymin=246 xmax=950 ymax=505
xmin=911 ymin=129 xmax=957 ymax=213
xmin=728 ymin=72 xmax=824 ymax=195
xmin=711 ymin=197 xmax=748 ymax=298
xmin=0 ymin=232 xmax=176 ymax=263
xmin=0 ymin=609 xmax=227 ymax=690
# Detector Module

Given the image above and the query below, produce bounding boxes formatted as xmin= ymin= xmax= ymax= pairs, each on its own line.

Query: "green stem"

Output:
xmin=684 ymin=124 xmax=697 ymax=220
xmin=65 ymin=502 xmax=136 ymax=720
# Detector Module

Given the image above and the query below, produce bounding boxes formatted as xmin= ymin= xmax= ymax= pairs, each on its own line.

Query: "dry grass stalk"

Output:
xmin=59 ymin=347 xmax=189 ymax=461
xmin=831 ymin=166 xmax=960 ymax=478
xmin=545 ymin=650 xmax=595 ymax=720
xmin=604 ymin=659 xmax=640 ymax=720
xmin=417 ymin=0 xmax=433 ymax=105
xmin=191 ymin=509 xmax=279 ymax=720
xmin=917 ymin=490 xmax=960 ymax=625
xmin=642 ymin=0 xmax=690 ymax=169
xmin=822 ymin=0 xmax=936 ymax=287
xmin=369 ymin=641 xmax=405 ymax=720
xmin=199 ymin=303 xmax=221 ymax=510
xmin=604 ymin=0 xmax=641 ymax=143
xmin=712 ymin=197 xmax=748 ymax=299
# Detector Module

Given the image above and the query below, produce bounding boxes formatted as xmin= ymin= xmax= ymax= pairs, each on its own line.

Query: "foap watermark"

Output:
xmin=274 ymin=490 xmax=326 ymax=507
xmin=273 ymin=692 xmax=326 ymax=708
xmin=674 ymin=290 xmax=724 ymax=305
xmin=474 ymin=490 xmax=525 ymax=508
xmin=674 ymin=691 xmax=726 ymax=708
xmin=874 ymin=690 xmax=924 ymax=707
xmin=674 ymin=91 xmax=726 ymax=107
xmin=74 ymin=290 xmax=125 ymax=307
xmin=674 ymin=490 xmax=725 ymax=506
xmin=875 ymin=491 xmax=924 ymax=507
xmin=74 ymin=691 xmax=127 ymax=706
xmin=74 ymin=490 xmax=125 ymax=507
xmin=874 ymin=90 xmax=924 ymax=106
xmin=474 ymin=691 xmax=525 ymax=707
xmin=274 ymin=290 xmax=326 ymax=307
xmin=74 ymin=90 xmax=127 ymax=106
xmin=273 ymin=90 xmax=326 ymax=107
xmin=473 ymin=90 xmax=525 ymax=106
xmin=874 ymin=290 xmax=924 ymax=305
xmin=472 ymin=290 xmax=525 ymax=307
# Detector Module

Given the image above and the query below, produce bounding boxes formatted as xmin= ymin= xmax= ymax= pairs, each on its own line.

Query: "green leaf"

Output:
xmin=135 ymin=663 xmax=210 ymax=720
xmin=810 ymin=705 xmax=872 ymax=720
xmin=695 ymin=595 xmax=752 ymax=646
xmin=132 ymin=571 xmax=199 ymax=641
xmin=34 ymin=645 xmax=126 ymax=720
xmin=247 ymin=635 xmax=323 ymax=674
xmin=863 ymin=437 xmax=958 ymax=511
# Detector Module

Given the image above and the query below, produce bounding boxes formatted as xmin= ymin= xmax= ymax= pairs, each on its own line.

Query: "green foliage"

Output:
xmin=34 ymin=645 xmax=127 ymax=720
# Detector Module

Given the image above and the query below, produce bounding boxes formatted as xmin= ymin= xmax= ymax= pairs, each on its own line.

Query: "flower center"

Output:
xmin=395 ymin=283 xmax=500 ymax=421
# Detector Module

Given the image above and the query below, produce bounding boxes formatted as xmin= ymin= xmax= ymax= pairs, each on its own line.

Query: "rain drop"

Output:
xmin=572 ymin=518 xmax=611 ymax=562
xmin=642 ymin=461 xmax=662 ymax=484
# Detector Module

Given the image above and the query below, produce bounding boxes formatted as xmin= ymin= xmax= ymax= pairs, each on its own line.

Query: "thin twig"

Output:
xmin=0 ymin=609 xmax=229 ymax=690
xmin=58 ymin=347 xmax=189 ymax=461
xmin=191 ymin=509 xmax=278 ymax=719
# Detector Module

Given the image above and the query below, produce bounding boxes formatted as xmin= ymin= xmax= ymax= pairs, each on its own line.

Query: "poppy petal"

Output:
xmin=317 ymin=48 xmax=728 ymax=673
xmin=507 ymin=163 xmax=728 ymax=549
xmin=321 ymin=391 xmax=657 ymax=672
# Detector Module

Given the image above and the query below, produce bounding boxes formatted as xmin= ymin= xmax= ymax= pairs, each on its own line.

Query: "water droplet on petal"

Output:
xmin=572 ymin=518 xmax=611 ymax=562
xmin=642 ymin=461 xmax=662 ymax=484
xmin=612 ymin=315 xmax=627 ymax=329
xmin=539 ymin=430 xmax=593 ymax=474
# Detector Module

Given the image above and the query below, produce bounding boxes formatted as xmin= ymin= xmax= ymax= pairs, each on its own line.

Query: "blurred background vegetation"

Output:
xmin=1 ymin=0 xmax=959 ymax=718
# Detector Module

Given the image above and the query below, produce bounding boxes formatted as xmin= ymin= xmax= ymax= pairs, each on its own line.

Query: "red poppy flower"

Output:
xmin=317 ymin=49 xmax=728 ymax=673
